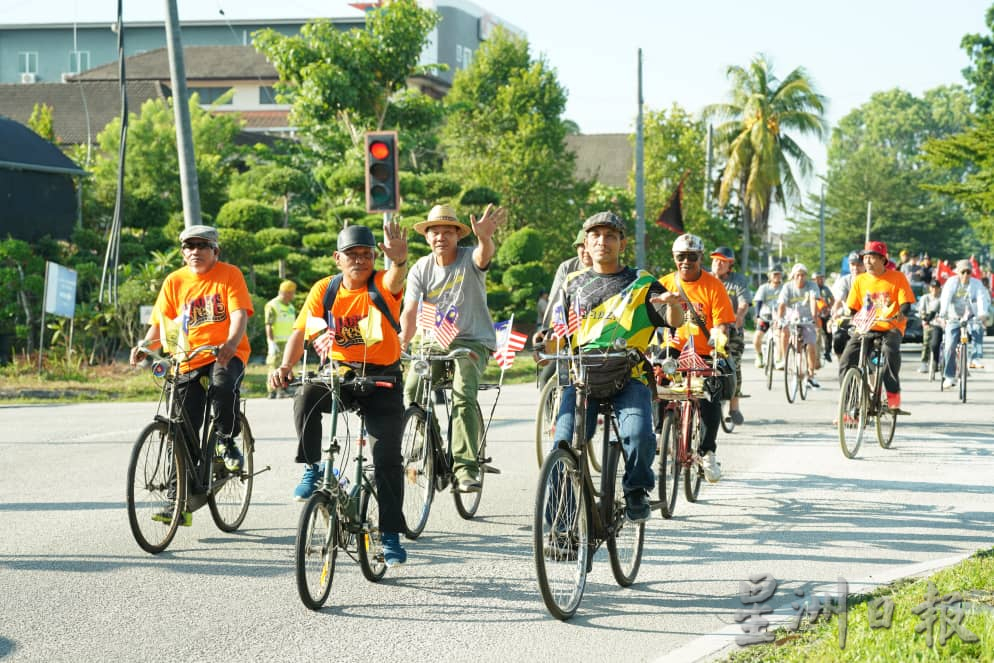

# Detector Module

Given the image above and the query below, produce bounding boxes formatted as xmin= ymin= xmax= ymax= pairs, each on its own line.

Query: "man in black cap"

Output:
xmin=271 ymin=219 xmax=411 ymax=567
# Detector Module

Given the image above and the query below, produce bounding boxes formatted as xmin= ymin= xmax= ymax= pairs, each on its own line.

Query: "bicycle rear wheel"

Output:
xmin=784 ymin=344 xmax=798 ymax=403
xmin=295 ymin=491 xmax=337 ymax=610
xmin=400 ymin=406 xmax=435 ymax=539
xmin=535 ymin=378 xmax=559 ymax=467
xmin=838 ymin=368 xmax=866 ymax=459
xmin=208 ymin=413 xmax=254 ymax=532
xmin=876 ymin=405 xmax=896 ymax=449
xmin=533 ymin=447 xmax=589 ymax=621
xmin=127 ymin=421 xmax=187 ymax=554
xmin=605 ymin=439 xmax=644 ymax=587
xmin=683 ymin=404 xmax=703 ymax=503
xmin=656 ymin=409 xmax=679 ymax=518
xmin=453 ymin=403 xmax=485 ymax=519
xmin=798 ymin=345 xmax=809 ymax=401
xmin=765 ymin=336 xmax=775 ymax=390
xmin=358 ymin=485 xmax=387 ymax=582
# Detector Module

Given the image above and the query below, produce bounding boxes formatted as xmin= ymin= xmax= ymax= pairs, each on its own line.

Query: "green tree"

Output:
xmin=961 ymin=4 xmax=994 ymax=113
xmin=789 ymin=86 xmax=975 ymax=265
xmin=28 ymin=103 xmax=55 ymax=142
xmin=705 ymin=54 xmax=827 ymax=272
xmin=440 ymin=27 xmax=582 ymax=248
xmin=253 ymin=0 xmax=440 ymax=148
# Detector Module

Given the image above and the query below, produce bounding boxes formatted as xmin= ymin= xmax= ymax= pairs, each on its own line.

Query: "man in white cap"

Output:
xmin=776 ymin=263 xmax=822 ymax=388
xmin=130 ymin=224 xmax=253 ymax=526
xmin=938 ymin=259 xmax=989 ymax=387
xmin=751 ymin=265 xmax=784 ymax=368
xmin=830 ymin=251 xmax=866 ymax=359
xmin=399 ymin=203 xmax=507 ymax=493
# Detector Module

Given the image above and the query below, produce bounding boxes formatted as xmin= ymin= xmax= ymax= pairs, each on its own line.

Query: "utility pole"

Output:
xmin=819 ymin=183 xmax=826 ymax=275
xmin=164 ymin=0 xmax=202 ymax=228
xmin=703 ymin=124 xmax=713 ymax=213
xmin=865 ymin=200 xmax=872 ymax=244
xmin=634 ymin=48 xmax=646 ymax=270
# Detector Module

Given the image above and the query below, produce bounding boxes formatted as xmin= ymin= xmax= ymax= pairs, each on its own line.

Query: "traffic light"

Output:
xmin=364 ymin=131 xmax=399 ymax=213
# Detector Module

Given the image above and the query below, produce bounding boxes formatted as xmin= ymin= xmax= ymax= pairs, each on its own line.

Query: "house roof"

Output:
xmin=565 ymin=133 xmax=632 ymax=188
xmin=71 ymin=45 xmax=279 ymax=82
xmin=0 ymin=80 xmax=168 ymax=146
xmin=0 ymin=116 xmax=85 ymax=174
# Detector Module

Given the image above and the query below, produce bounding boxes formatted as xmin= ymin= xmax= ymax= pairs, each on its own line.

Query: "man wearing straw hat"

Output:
xmin=399 ymin=203 xmax=507 ymax=493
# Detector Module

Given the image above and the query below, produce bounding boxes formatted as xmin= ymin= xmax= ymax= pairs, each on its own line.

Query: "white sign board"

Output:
xmin=140 ymin=305 xmax=155 ymax=325
xmin=43 ymin=261 xmax=77 ymax=319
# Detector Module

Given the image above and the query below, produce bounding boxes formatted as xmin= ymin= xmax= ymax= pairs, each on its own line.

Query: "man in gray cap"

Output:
xmin=130 ymin=224 xmax=253 ymax=526
xmin=830 ymin=251 xmax=865 ymax=360
xmin=270 ymin=219 xmax=411 ymax=567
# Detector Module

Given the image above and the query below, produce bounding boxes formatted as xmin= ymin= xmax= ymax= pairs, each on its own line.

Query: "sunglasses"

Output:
xmin=182 ymin=241 xmax=213 ymax=250
xmin=674 ymin=252 xmax=700 ymax=263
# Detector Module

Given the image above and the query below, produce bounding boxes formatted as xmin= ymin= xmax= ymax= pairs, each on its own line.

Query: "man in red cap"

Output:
xmin=838 ymin=240 xmax=916 ymax=412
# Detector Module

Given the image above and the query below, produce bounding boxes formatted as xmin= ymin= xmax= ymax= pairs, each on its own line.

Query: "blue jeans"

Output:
xmin=553 ymin=379 xmax=655 ymax=495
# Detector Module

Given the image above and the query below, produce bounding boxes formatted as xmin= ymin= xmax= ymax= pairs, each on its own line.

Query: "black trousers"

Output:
xmin=838 ymin=329 xmax=903 ymax=394
xmin=174 ymin=358 xmax=244 ymax=441
xmin=293 ymin=372 xmax=406 ymax=534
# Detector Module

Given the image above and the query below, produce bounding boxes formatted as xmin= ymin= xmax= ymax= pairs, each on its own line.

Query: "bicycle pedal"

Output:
xmin=481 ymin=464 xmax=501 ymax=475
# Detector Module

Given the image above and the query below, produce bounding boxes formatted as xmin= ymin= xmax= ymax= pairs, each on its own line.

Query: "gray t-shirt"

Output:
xmin=405 ymin=246 xmax=496 ymax=349
xmin=752 ymin=283 xmax=782 ymax=319
xmin=777 ymin=281 xmax=820 ymax=323
xmin=718 ymin=271 xmax=752 ymax=314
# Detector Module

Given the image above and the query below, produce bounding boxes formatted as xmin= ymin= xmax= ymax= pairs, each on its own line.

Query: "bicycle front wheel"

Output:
xmin=535 ymin=378 xmax=559 ymax=467
xmin=605 ymin=440 xmax=644 ymax=587
xmin=656 ymin=409 xmax=679 ymax=518
xmin=683 ymin=403 xmax=703 ymax=503
xmin=208 ymin=413 xmax=254 ymax=532
xmin=533 ymin=447 xmax=589 ymax=621
xmin=358 ymin=485 xmax=387 ymax=582
xmin=959 ymin=344 xmax=968 ymax=403
xmin=784 ymin=343 xmax=799 ymax=403
xmin=400 ymin=406 xmax=435 ymax=539
xmin=798 ymin=346 xmax=809 ymax=401
xmin=295 ymin=491 xmax=337 ymax=610
xmin=127 ymin=421 xmax=186 ymax=554
xmin=454 ymin=403 xmax=485 ymax=519
xmin=838 ymin=368 xmax=866 ymax=459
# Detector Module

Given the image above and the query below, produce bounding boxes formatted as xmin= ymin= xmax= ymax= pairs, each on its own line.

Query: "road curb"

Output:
xmin=653 ymin=550 xmax=976 ymax=663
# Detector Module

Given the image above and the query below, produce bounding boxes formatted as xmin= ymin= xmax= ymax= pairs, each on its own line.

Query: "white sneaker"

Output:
xmin=917 ymin=362 xmax=928 ymax=374
xmin=754 ymin=355 xmax=764 ymax=369
xmin=702 ymin=451 xmax=722 ymax=483
xmin=942 ymin=377 xmax=956 ymax=389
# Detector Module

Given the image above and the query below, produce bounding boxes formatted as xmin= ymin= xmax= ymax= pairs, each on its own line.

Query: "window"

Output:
xmin=68 ymin=50 xmax=90 ymax=74
xmin=187 ymin=87 xmax=232 ymax=105
xmin=18 ymin=52 xmax=38 ymax=74
xmin=259 ymin=86 xmax=278 ymax=105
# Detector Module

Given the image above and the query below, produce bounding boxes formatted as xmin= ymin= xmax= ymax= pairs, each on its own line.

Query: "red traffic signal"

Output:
xmin=365 ymin=131 xmax=399 ymax=213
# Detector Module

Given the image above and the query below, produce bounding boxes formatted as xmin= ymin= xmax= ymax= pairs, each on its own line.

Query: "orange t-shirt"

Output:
xmin=658 ymin=271 xmax=736 ymax=354
xmin=294 ymin=271 xmax=402 ymax=366
xmin=847 ymin=269 xmax=916 ymax=334
xmin=152 ymin=261 xmax=254 ymax=372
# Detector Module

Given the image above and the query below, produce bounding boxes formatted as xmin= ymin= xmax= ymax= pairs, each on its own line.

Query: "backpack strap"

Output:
xmin=322 ymin=270 xmax=401 ymax=334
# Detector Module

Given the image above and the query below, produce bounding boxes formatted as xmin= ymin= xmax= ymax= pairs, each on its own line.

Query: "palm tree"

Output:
xmin=705 ymin=54 xmax=827 ymax=274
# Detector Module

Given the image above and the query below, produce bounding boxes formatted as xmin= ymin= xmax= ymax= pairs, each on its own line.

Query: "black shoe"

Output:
xmin=624 ymin=490 xmax=651 ymax=523
xmin=730 ymin=409 xmax=745 ymax=425
xmin=544 ymin=532 xmax=579 ymax=561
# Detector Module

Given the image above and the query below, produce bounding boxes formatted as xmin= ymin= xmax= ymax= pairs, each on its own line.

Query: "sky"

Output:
xmin=6 ymin=0 xmax=993 ymax=225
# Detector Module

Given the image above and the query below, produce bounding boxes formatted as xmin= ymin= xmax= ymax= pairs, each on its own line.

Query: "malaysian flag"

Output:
xmin=852 ymin=303 xmax=877 ymax=333
xmin=435 ymin=318 xmax=459 ymax=348
xmin=493 ymin=319 xmax=528 ymax=369
xmin=417 ymin=300 xmax=437 ymax=332
xmin=313 ymin=331 xmax=333 ymax=360
xmin=552 ymin=302 xmax=580 ymax=339
xmin=676 ymin=336 xmax=710 ymax=372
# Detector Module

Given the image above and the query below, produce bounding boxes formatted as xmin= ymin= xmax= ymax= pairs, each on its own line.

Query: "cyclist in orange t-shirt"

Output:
xmin=269 ymin=221 xmax=411 ymax=567
xmin=839 ymin=240 xmax=916 ymax=412
xmin=130 ymin=225 xmax=253 ymax=475
xmin=657 ymin=233 xmax=737 ymax=483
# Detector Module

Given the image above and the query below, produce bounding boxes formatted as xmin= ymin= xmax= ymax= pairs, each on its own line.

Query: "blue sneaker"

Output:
xmin=293 ymin=463 xmax=321 ymax=501
xmin=380 ymin=531 xmax=407 ymax=567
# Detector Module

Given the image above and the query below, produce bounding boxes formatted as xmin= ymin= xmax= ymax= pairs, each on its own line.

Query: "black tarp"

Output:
xmin=0 ymin=116 xmax=85 ymax=242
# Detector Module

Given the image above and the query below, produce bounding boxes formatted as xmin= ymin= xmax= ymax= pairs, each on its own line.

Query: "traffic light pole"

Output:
xmin=164 ymin=0 xmax=202 ymax=229
xmin=634 ymin=48 xmax=646 ymax=270
xmin=382 ymin=211 xmax=394 ymax=269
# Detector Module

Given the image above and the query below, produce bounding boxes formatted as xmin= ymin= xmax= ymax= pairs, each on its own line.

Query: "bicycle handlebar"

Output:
xmin=401 ymin=346 xmax=476 ymax=363
xmin=136 ymin=342 xmax=218 ymax=365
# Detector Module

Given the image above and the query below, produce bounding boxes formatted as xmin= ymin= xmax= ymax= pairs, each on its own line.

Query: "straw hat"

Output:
xmin=413 ymin=204 xmax=472 ymax=239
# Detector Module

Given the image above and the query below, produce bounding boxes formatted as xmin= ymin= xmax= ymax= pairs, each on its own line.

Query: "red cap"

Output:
xmin=861 ymin=240 xmax=888 ymax=259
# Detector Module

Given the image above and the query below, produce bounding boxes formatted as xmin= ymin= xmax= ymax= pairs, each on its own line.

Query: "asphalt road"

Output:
xmin=1 ymin=343 xmax=991 ymax=662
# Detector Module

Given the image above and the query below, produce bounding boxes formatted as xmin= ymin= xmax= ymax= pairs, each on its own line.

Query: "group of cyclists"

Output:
xmin=128 ymin=210 xmax=986 ymax=571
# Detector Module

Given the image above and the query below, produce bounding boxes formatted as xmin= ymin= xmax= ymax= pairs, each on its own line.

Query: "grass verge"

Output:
xmin=725 ymin=547 xmax=994 ymax=662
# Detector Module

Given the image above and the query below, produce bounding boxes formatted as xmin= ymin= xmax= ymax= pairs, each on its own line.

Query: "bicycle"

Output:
xmin=126 ymin=344 xmax=263 ymax=554
xmin=533 ymin=346 xmax=645 ymax=620
xmin=782 ymin=312 xmax=810 ymax=404
xmin=292 ymin=365 xmax=399 ymax=610
xmin=837 ymin=316 xmax=899 ymax=459
xmin=653 ymin=349 xmax=728 ymax=519
xmin=400 ymin=346 xmax=502 ymax=539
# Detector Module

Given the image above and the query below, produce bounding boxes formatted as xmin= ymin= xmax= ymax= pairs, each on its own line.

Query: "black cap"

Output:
xmin=337 ymin=225 xmax=376 ymax=251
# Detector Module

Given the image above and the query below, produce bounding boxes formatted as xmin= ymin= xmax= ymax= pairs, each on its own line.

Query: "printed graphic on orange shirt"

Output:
xmin=870 ymin=292 xmax=894 ymax=308
xmin=334 ymin=314 xmax=365 ymax=348
xmin=186 ymin=294 xmax=227 ymax=328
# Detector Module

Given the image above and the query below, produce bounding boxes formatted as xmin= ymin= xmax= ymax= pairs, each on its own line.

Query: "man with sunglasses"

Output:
xmin=270 ymin=221 xmax=410 ymax=567
xmin=938 ymin=259 xmax=989 ymax=388
xmin=130 ymin=225 xmax=253 ymax=524
xmin=659 ymin=234 xmax=736 ymax=483
xmin=751 ymin=266 xmax=784 ymax=368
